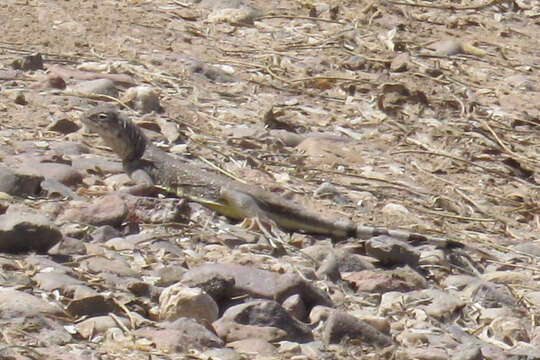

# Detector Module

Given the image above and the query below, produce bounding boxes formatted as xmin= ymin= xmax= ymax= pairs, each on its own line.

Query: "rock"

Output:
xmin=207 ymin=7 xmax=258 ymax=26
xmin=451 ymin=344 xmax=483 ymax=360
xmin=33 ymin=271 xmax=84 ymax=292
xmin=181 ymin=270 xmax=235 ymax=302
xmin=66 ymin=294 xmax=117 ymax=317
xmin=17 ymin=157 xmax=83 ymax=186
xmin=228 ymin=338 xmax=276 ymax=356
xmin=48 ymin=117 xmax=81 ymax=134
xmin=127 ymin=281 xmax=162 ymax=301
xmin=156 ymin=117 xmax=182 ymax=143
xmin=0 ymin=165 xmax=43 ymax=196
xmin=59 ymin=194 xmax=128 ymax=226
xmin=277 ymin=341 xmax=301 ymax=355
xmin=72 ymin=78 xmax=118 ymax=97
xmin=0 ymin=288 xmax=63 ymax=318
xmin=41 ymin=179 xmax=81 ymax=199
xmin=76 ymin=315 xmax=130 ymax=339
xmin=182 ymin=263 xmax=278 ymax=299
xmin=384 ymin=290 xmax=464 ymax=319
xmin=350 ymin=312 xmax=391 ymax=334
xmin=309 ymin=305 xmax=334 ymax=325
xmin=159 ymin=284 xmax=219 ymax=323
xmin=89 ymin=225 xmax=123 ymax=243
xmin=12 ymin=53 xmax=44 ymax=71
xmin=342 ymin=55 xmax=367 ymax=70
xmin=123 ymin=195 xmax=187 ymax=224
xmin=135 ymin=318 xmax=224 ymax=352
xmin=79 ymin=256 xmax=137 ymax=277
xmin=512 ymin=242 xmax=540 ymax=257
xmin=0 ymin=209 xmax=62 ymax=253
xmin=282 ymin=294 xmax=307 ymax=321
xmin=190 ymin=62 xmax=237 ymax=83
xmin=213 ymin=300 xmax=313 ymax=343
xmin=464 ymin=280 xmax=517 ymax=308
xmin=343 ymin=270 xmax=416 ymax=293
xmin=274 ymin=273 xmax=334 ymax=309
xmin=316 ymin=251 xmax=341 ymax=281
xmin=303 ymin=244 xmax=375 ymax=272
xmin=482 ymin=270 xmax=531 ymax=285
xmin=1 ymin=315 xmax=72 ymax=347
xmin=122 ymin=86 xmax=162 ymax=114
xmin=322 ymin=311 xmax=392 ymax=346
xmin=489 ymin=316 xmax=529 ymax=346
xmin=156 ymin=265 xmax=187 ymax=287
xmin=390 ymin=52 xmax=410 ymax=72
xmin=365 ymin=235 xmax=420 ymax=267
xmin=204 ymin=348 xmax=243 ymax=360
xmin=398 ymin=347 xmax=448 ymax=360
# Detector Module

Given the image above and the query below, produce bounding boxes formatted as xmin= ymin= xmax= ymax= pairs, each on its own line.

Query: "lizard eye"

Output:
xmin=98 ymin=112 xmax=109 ymax=120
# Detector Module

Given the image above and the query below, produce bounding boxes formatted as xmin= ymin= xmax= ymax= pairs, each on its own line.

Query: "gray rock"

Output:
xmin=322 ymin=311 xmax=392 ymax=346
xmin=159 ymin=284 xmax=219 ymax=323
xmin=0 ymin=289 xmax=63 ymax=319
xmin=59 ymin=194 xmax=128 ymax=226
xmin=127 ymin=281 xmax=162 ymax=301
xmin=204 ymin=348 xmax=244 ymax=360
xmin=48 ymin=117 xmax=81 ymax=134
xmin=316 ymin=251 xmax=341 ymax=281
xmin=213 ymin=300 xmax=313 ymax=343
xmin=123 ymin=86 xmax=163 ymax=114
xmin=76 ymin=315 xmax=131 ymax=339
xmin=282 ymin=294 xmax=307 ymax=321
xmin=0 ymin=165 xmax=43 ymax=196
xmin=66 ymin=294 xmax=118 ymax=317
xmin=228 ymin=338 xmax=276 ymax=356
xmin=135 ymin=317 xmax=224 ymax=352
xmin=181 ymin=270 xmax=235 ymax=302
xmin=156 ymin=265 xmax=187 ymax=287
xmin=72 ymin=78 xmax=118 ymax=97
xmin=406 ymin=289 xmax=465 ymax=320
xmin=89 ymin=225 xmax=123 ymax=243
xmin=41 ymin=179 xmax=81 ymax=199
xmin=0 ymin=210 xmax=62 ymax=253
xmin=182 ymin=263 xmax=278 ymax=299
xmin=190 ymin=62 xmax=237 ymax=83
xmin=274 ymin=273 xmax=334 ymax=309
xmin=365 ymin=235 xmax=420 ymax=267
xmin=33 ymin=271 xmax=84 ymax=292
xmin=18 ymin=158 xmax=83 ymax=186
xmin=452 ymin=344 xmax=482 ymax=360
xmin=123 ymin=195 xmax=187 ymax=224
xmin=79 ymin=256 xmax=137 ymax=277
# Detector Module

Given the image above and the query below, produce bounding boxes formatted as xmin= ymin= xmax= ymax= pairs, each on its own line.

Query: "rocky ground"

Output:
xmin=1 ymin=0 xmax=540 ymax=359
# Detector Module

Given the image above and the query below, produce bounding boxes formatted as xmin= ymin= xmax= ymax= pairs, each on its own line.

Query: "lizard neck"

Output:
xmin=103 ymin=113 xmax=147 ymax=163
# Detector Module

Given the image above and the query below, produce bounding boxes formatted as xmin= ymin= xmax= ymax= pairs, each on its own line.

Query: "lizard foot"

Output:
xmin=239 ymin=216 xmax=288 ymax=256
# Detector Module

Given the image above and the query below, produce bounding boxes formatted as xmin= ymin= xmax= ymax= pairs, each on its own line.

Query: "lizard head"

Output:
xmin=83 ymin=105 xmax=121 ymax=133
xmin=83 ymin=105 xmax=147 ymax=162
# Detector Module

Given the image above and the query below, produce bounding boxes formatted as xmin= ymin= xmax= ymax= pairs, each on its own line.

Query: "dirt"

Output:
xmin=1 ymin=0 xmax=540 ymax=359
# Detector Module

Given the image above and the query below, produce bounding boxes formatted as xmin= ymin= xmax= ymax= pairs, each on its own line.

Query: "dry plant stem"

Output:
xmin=485 ymin=260 xmax=540 ymax=274
xmin=196 ymin=156 xmax=248 ymax=184
xmin=58 ymin=90 xmax=133 ymax=110
xmin=257 ymin=15 xmax=345 ymax=25
xmin=410 ymin=205 xmax=494 ymax=223
xmin=453 ymin=188 xmax=512 ymax=231
xmin=387 ymin=0 xmax=503 ymax=10
xmin=480 ymin=117 xmax=540 ymax=165
xmin=394 ymin=147 xmax=523 ymax=183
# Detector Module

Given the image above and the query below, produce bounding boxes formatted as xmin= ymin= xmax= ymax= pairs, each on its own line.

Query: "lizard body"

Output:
xmin=82 ymin=105 xmax=458 ymax=247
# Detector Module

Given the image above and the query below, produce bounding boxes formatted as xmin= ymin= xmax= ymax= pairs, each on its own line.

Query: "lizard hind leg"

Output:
xmin=219 ymin=186 xmax=288 ymax=254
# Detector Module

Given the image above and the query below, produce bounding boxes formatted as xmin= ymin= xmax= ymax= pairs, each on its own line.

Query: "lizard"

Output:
xmin=82 ymin=104 xmax=461 ymax=248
